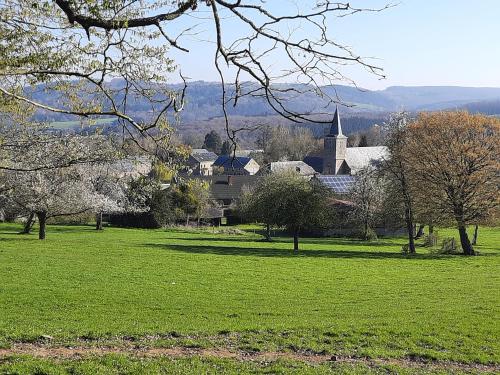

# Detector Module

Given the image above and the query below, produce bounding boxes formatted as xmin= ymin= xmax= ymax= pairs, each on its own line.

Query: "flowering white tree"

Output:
xmin=5 ymin=169 xmax=91 ymax=238
xmin=0 ymin=124 xmax=147 ymax=238
xmin=348 ymin=168 xmax=385 ymax=240
xmin=86 ymin=161 xmax=149 ymax=230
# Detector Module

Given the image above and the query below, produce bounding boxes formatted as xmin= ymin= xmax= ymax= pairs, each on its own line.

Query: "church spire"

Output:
xmin=329 ymin=105 xmax=343 ymax=136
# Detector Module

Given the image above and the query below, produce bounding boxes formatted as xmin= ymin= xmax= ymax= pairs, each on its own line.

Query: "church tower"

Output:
xmin=323 ymin=106 xmax=347 ymax=174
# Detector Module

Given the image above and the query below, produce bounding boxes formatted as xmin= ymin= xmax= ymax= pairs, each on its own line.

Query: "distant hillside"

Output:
xmin=454 ymin=99 xmax=500 ymax=115
xmin=32 ymin=81 xmax=500 ymax=143
xmin=381 ymin=86 xmax=500 ymax=111
xmin=33 ymin=81 xmax=500 ymax=121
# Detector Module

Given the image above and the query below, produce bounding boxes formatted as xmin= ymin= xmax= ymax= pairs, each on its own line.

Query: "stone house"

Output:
xmin=186 ymin=149 xmax=218 ymax=176
xmin=213 ymin=155 xmax=260 ymax=175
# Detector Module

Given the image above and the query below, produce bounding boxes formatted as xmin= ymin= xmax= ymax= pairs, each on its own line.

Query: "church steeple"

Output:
xmin=329 ymin=106 xmax=343 ymax=136
xmin=323 ymin=105 xmax=348 ymax=175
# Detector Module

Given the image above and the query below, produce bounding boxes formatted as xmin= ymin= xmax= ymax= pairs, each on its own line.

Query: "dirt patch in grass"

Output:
xmin=0 ymin=343 xmax=498 ymax=373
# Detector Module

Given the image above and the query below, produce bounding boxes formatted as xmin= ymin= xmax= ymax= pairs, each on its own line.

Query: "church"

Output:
xmin=303 ymin=107 xmax=387 ymax=175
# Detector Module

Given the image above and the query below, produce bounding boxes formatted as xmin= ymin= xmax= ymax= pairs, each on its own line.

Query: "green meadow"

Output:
xmin=0 ymin=224 xmax=498 ymax=374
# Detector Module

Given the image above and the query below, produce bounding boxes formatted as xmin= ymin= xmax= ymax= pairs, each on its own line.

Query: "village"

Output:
xmin=0 ymin=1 xmax=499 ymax=374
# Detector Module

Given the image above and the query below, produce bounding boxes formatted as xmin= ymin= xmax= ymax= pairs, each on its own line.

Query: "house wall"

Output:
xmin=244 ymin=160 xmax=260 ymax=175
xmin=199 ymin=161 xmax=214 ymax=176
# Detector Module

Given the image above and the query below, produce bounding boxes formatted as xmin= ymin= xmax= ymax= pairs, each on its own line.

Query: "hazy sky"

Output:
xmin=168 ymin=0 xmax=500 ymax=90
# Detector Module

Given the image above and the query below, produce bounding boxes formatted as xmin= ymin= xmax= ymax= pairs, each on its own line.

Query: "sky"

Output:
xmin=167 ymin=0 xmax=500 ymax=90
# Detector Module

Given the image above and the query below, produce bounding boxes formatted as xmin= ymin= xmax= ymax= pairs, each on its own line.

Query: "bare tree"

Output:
xmin=380 ymin=112 xmax=417 ymax=254
xmin=0 ymin=1 xmax=390 ymax=146
xmin=257 ymin=125 xmax=318 ymax=162
xmin=406 ymin=112 xmax=500 ymax=255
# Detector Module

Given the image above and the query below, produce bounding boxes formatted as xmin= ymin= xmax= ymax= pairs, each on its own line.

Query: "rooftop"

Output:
xmin=191 ymin=149 xmax=218 ymax=162
xmin=345 ymin=146 xmax=387 ymax=174
xmin=213 ymin=155 xmax=254 ymax=169
xmin=315 ymin=175 xmax=357 ymax=195
xmin=263 ymin=161 xmax=316 ymax=176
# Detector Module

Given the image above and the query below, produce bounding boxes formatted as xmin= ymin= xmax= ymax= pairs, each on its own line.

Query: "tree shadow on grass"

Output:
xmin=47 ymin=226 xmax=96 ymax=233
xmin=145 ymin=242 xmax=452 ymax=260
xmin=158 ymin=235 xmax=399 ymax=248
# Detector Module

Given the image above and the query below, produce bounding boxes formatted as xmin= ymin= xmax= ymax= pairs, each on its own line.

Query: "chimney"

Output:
xmin=227 ymin=175 xmax=234 ymax=185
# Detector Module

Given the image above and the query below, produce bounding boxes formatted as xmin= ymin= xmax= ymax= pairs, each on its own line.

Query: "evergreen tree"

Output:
xmin=203 ymin=131 xmax=222 ymax=153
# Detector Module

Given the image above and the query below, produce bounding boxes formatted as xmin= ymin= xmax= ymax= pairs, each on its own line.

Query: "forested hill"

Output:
xmin=32 ymin=81 xmax=500 ymax=123
xmin=157 ymin=82 xmax=500 ymax=122
xmin=32 ymin=82 xmax=500 ymax=143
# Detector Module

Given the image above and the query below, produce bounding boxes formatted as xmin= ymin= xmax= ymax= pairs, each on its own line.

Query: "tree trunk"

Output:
xmin=265 ymin=223 xmax=271 ymax=241
xmin=185 ymin=214 xmax=189 ymax=226
xmin=363 ymin=218 xmax=369 ymax=240
xmin=404 ymin=206 xmax=416 ymax=254
xmin=415 ymin=224 xmax=424 ymax=239
xmin=472 ymin=224 xmax=478 ymax=246
xmin=36 ymin=211 xmax=47 ymax=240
xmin=458 ymin=224 xmax=474 ymax=255
xmin=95 ymin=212 xmax=103 ymax=230
xmin=429 ymin=225 xmax=434 ymax=234
xmin=293 ymin=229 xmax=299 ymax=254
xmin=20 ymin=212 xmax=36 ymax=234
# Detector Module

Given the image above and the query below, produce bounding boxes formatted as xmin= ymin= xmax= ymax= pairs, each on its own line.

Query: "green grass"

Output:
xmin=0 ymin=223 xmax=498 ymax=373
xmin=1 ymin=355 xmax=495 ymax=374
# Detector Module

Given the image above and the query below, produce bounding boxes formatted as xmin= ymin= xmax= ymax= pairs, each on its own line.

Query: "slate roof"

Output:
xmin=190 ymin=149 xmax=218 ymax=162
xmin=234 ymin=149 xmax=264 ymax=157
xmin=328 ymin=106 xmax=344 ymax=136
xmin=261 ymin=161 xmax=316 ymax=176
xmin=345 ymin=146 xmax=387 ymax=174
xmin=304 ymin=147 xmax=387 ymax=174
xmin=213 ymin=155 xmax=253 ymax=169
xmin=303 ymin=156 xmax=323 ymax=173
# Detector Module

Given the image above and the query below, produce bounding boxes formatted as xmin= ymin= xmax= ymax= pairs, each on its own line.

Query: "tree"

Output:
xmin=380 ymin=113 xmax=417 ymax=254
xmin=0 ymin=1 xmax=387 ymax=144
xmin=0 ymin=122 xmax=116 ymax=172
xmin=0 ymin=125 xmax=135 ymax=239
xmin=348 ymin=168 xmax=384 ymax=240
xmin=149 ymin=188 xmax=176 ymax=228
xmin=358 ymin=134 xmax=369 ymax=147
xmin=170 ymin=179 xmax=211 ymax=225
xmin=239 ymin=184 xmax=275 ymax=241
xmin=87 ymin=161 xmax=139 ymax=231
xmin=203 ymin=131 xmax=222 ymax=154
xmin=406 ymin=112 xmax=500 ymax=255
xmin=220 ymin=140 xmax=232 ymax=156
xmin=257 ymin=125 xmax=317 ymax=163
xmin=241 ymin=171 xmax=331 ymax=253
xmin=4 ymin=168 xmax=100 ymax=239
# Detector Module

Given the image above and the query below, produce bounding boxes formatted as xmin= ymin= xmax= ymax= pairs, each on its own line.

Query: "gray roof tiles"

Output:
xmin=345 ymin=146 xmax=387 ymax=174
xmin=191 ymin=149 xmax=218 ymax=162
xmin=328 ymin=106 xmax=344 ymax=136
xmin=264 ymin=161 xmax=316 ymax=176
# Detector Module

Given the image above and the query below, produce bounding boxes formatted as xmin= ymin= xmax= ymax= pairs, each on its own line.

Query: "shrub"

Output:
xmin=437 ymin=237 xmax=460 ymax=254
xmin=364 ymin=228 xmax=378 ymax=241
xmin=423 ymin=232 xmax=439 ymax=247
xmin=401 ymin=244 xmax=410 ymax=254
xmin=49 ymin=212 xmax=94 ymax=225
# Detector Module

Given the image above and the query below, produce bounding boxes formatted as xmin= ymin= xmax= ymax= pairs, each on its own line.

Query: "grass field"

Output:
xmin=0 ymin=223 xmax=498 ymax=374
